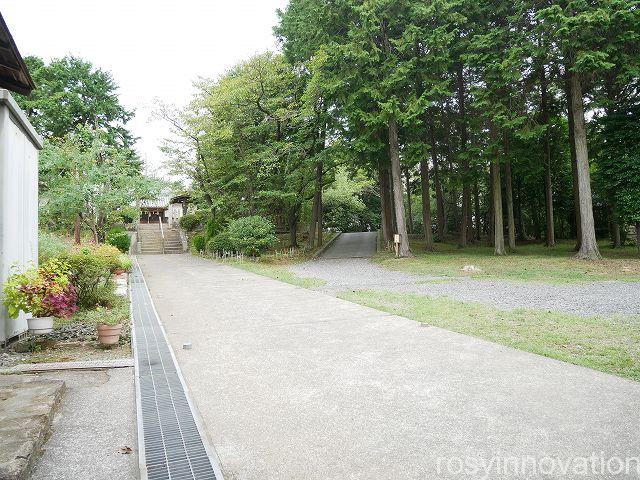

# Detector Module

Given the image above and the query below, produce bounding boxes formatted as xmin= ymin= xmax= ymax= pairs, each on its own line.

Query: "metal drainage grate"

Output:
xmin=131 ymin=262 xmax=221 ymax=480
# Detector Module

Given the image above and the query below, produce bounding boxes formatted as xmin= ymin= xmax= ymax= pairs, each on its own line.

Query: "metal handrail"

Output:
xmin=159 ymin=221 xmax=165 ymax=254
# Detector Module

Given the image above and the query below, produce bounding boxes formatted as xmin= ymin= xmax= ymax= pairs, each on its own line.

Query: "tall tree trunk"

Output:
xmin=541 ymin=66 xmax=556 ymax=248
xmin=420 ymin=159 xmax=434 ymax=251
xmin=612 ymin=219 xmax=621 ymax=248
xmin=97 ymin=213 xmax=106 ymax=243
xmin=317 ymin=197 xmax=323 ymax=247
xmin=491 ymin=158 xmax=506 ymax=255
xmin=74 ymin=215 xmax=81 ymax=245
xmin=379 ymin=160 xmax=394 ymax=248
xmin=636 ymin=221 xmax=640 ymax=253
xmin=503 ymin=133 xmax=516 ymax=251
xmin=488 ymin=170 xmax=494 ymax=247
xmin=532 ymin=195 xmax=542 ymax=241
xmin=307 ymin=162 xmax=322 ymax=250
xmin=405 ymin=169 xmax=414 ymax=234
xmin=456 ymin=65 xmax=470 ymax=248
xmin=388 ymin=118 xmax=411 ymax=256
xmin=473 ymin=180 xmax=481 ymax=241
xmin=429 ymin=123 xmax=445 ymax=241
xmin=289 ymin=212 xmax=299 ymax=248
xmin=569 ymin=71 xmax=601 ymax=259
xmin=490 ymin=125 xmax=506 ymax=255
xmin=516 ymin=179 xmax=525 ymax=240
xmin=565 ymin=76 xmax=582 ymax=251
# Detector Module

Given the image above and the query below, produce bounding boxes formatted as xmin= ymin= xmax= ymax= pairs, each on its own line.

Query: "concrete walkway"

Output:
xmin=319 ymin=231 xmax=377 ymax=258
xmin=31 ymin=369 xmax=138 ymax=480
xmin=138 ymin=254 xmax=640 ymax=480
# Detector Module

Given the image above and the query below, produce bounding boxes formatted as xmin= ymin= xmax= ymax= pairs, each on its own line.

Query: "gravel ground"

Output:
xmin=291 ymin=258 xmax=640 ymax=317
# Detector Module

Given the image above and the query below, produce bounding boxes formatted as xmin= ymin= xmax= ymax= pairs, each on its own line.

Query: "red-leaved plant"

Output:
xmin=3 ymin=259 xmax=78 ymax=319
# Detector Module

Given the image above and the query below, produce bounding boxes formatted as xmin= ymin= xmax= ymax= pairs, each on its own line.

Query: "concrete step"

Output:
xmin=0 ymin=376 xmax=65 ymax=480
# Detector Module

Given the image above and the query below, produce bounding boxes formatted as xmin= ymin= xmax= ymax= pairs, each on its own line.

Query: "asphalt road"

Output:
xmin=319 ymin=231 xmax=377 ymax=259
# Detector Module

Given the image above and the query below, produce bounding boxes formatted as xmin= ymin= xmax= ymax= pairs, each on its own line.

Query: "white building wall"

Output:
xmin=0 ymin=90 xmax=42 ymax=343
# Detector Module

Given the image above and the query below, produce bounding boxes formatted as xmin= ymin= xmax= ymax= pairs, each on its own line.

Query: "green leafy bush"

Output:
xmin=38 ymin=232 xmax=70 ymax=264
xmin=106 ymin=228 xmax=131 ymax=252
xmin=60 ymin=245 xmax=120 ymax=308
xmin=180 ymin=213 xmax=203 ymax=232
xmin=227 ymin=216 xmax=277 ymax=257
xmin=205 ymin=216 xmax=224 ymax=239
xmin=118 ymin=254 xmax=133 ymax=272
xmin=206 ymin=231 xmax=235 ymax=253
xmin=191 ymin=234 xmax=206 ymax=253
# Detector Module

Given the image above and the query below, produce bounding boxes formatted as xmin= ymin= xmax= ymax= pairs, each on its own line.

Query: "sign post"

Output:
xmin=394 ymin=234 xmax=401 ymax=258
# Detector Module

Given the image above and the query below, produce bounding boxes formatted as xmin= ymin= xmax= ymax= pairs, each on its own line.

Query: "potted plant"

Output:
xmin=2 ymin=259 xmax=78 ymax=335
xmin=95 ymin=308 xmax=123 ymax=346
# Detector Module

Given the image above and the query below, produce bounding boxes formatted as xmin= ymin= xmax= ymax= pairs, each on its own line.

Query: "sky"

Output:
xmin=1 ymin=0 xmax=289 ymax=175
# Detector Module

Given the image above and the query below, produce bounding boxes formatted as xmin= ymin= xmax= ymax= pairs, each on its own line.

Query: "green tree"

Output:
xmin=40 ymin=129 xmax=162 ymax=242
xmin=16 ymin=56 xmax=137 ymax=160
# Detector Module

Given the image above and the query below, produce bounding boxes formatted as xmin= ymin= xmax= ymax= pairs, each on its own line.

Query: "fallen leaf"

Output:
xmin=119 ymin=446 xmax=133 ymax=454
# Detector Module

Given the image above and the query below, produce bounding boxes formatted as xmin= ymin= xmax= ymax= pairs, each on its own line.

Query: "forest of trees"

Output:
xmin=164 ymin=0 xmax=639 ymax=260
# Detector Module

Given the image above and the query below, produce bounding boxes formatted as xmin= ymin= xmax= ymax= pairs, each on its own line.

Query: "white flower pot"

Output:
xmin=27 ymin=316 xmax=54 ymax=335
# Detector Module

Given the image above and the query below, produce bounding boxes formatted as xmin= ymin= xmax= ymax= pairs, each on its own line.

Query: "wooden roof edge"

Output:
xmin=0 ymin=12 xmax=35 ymax=95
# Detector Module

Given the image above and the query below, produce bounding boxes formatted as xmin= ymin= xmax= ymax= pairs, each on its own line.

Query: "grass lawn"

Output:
xmin=375 ymin=239 xmax=640 ymax=283
xmin=339 ymin=289 xmax=640 ymax=381
xmin=225 ymin=258 xmax=326 ymax=289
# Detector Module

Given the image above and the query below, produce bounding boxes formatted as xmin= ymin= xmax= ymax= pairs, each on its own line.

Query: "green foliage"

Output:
xmin=191 ymin=234 xmax=206 ymax=253
xmin=72 ymin=295 xmax=130 ymax=329
xmin=2 ymin=259 xmax=77 ymax=319
xmin=60 ymin=245 xmax=121 ymax=308
xmin=39 ymin=130 xmax=164 ymax=241
xmin=106 ymin=228 xmax=131 ymax=253
xmin=206 ymin=231 xmax=235 ymax=254
xmin=227 ymin=216 xmax=278 ymax=257
xmin=38 ymin=232 xmax=70 ymax=264
xmin=322 ymin=169 xmax=376 ymax=232
xmin=596 ymin=107 xmax=640 ymax=224
xmin=205 ymin=216 xmax=224 ymax=239
xmin=16 ymin=55 xmax=136 ymax=155
xmin=118 ymin=254 xmax=133 ymax=272
xmin=179 ymin=213 xmax=203 ymax=232
xmin=159 ymin=52 xmax=329 ymax=247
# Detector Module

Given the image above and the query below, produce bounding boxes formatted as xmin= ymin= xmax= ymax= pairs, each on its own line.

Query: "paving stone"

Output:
xmin=0 ymin=376 xmax=64 ymax=480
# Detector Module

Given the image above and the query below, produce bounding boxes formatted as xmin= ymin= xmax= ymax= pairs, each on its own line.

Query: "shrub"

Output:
xmin=205 ymin=216 xmax=224 ymax=239
xmin=180 ymin=213 xmax=203 ymax=232
xmin=60 ymin=245 xmax=120 ymax=308
xmin=227 ymin=216 xmax=277 ymax=257
xmin=106 ymin=228 xmax=131 ymax=253
xmin=39 ymin=232 xmax=70 ymax=264
xmin=206 ymin=231 xmax=235 ymax=253
xmin=2 ymin=259 xmax=77 ymax=319
xmin=191 ymin=234 xmax=206 ymax=253
xmin=118 ymin=254 xmax=133 ymax=272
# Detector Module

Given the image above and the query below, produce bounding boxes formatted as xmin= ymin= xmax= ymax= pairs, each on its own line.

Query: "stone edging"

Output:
xmin=313 ymin=232 xmax=342 ymax=259
xmin=0 ymin=358 xmax=134 ymax=374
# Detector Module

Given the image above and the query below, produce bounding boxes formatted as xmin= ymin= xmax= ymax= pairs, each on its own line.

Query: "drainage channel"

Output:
xmin=130 ymin=261 xmax=223 ymax=480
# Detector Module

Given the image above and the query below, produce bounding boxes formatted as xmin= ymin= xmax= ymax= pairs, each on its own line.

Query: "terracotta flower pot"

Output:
xmin=27 ymin=316 xmax=54 ymax=335
xmin=97 ymin=323 xmax=123 ymax=346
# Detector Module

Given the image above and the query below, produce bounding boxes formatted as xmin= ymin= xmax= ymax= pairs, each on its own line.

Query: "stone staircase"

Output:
xmin=137 ymin=223 xmax=184 ymax=255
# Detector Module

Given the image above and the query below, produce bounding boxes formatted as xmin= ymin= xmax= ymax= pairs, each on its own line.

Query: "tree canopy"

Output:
xmin=163 ymin=0 xmax=640 ymax=258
